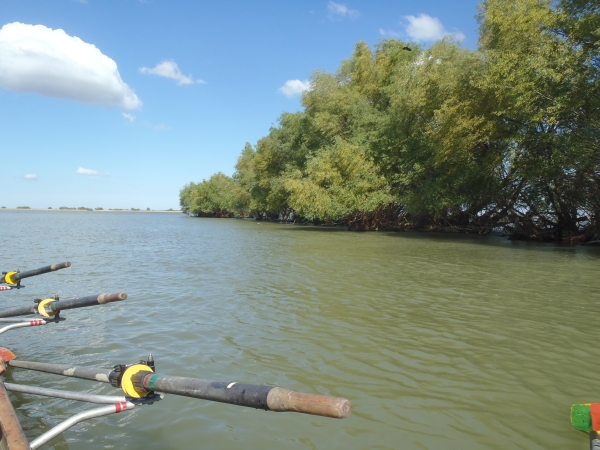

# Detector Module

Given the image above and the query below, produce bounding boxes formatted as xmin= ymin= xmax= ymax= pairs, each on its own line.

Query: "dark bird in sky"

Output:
xmin=403 ymin=46 xmax=412 ymax=51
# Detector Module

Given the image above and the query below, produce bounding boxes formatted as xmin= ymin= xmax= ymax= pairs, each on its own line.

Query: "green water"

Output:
xmin=0 ymin=210 xmax=599 ymax=449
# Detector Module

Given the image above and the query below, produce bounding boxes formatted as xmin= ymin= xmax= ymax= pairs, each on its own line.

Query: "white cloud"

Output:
xmin=22 ymin=174 xmax=37 ymax=180
xmin=140 ymin=61 xmax=205 ymax=85
xmin=379 ymin=28 xmax=401 ymax=38
xmin=403 ymin=14 xmax=465 ymax=42
xmin=279 ymin=79 xmax=310 ymax=98
xmin=77 ymin=167 xmax=98 ymax=175
xmin=122 ymin=112 xmax=135 ymax=122
xmin=327 ymin=1 xmax=359 ymax=19
xmin=0 ymin=23 xmax=141 ymax=109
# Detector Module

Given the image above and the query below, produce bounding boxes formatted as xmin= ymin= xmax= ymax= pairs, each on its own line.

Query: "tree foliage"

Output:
xmin=179 ymin=172 xmax=248 ymax=217
xmin=181 ymin=0 xmax=600 ymax=241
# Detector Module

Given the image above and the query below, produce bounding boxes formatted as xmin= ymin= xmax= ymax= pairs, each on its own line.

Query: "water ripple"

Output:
xmin=0 ymin=211 xmax=598 ymax=449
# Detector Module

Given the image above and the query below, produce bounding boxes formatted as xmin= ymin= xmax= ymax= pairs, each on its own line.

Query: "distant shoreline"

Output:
xmin=0 ymin=208 xmax=181 ymax=213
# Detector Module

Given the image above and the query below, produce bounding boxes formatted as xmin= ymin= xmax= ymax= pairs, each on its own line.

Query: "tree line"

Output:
xmin=180 ymin=0 xmax=599 ymax=241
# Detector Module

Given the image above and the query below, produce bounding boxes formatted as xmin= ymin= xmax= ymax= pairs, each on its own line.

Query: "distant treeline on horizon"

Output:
xmin=180 ymin=0 xmax=599 ymax=242
xmin=2 ymin=206 xmax=177 ymax=212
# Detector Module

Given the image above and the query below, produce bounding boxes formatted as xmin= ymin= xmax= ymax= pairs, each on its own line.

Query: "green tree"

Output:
xmin=285 ymin=139 xmax=395 ymax=229
xmin=180 ymin=0 xmax=599 ymax=241
xmin=471 ymin=0 xmax=600 ymax=238
xmin=180 ymin=173 xmax=243 ymax=217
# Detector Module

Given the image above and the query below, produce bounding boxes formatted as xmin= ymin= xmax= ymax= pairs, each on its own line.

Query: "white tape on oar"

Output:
xmin=227 ymin=382 xmax=237 ymax=389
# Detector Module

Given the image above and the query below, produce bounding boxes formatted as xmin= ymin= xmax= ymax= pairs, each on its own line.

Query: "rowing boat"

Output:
xmin=0 ymin=262 xmax=351 ymax=449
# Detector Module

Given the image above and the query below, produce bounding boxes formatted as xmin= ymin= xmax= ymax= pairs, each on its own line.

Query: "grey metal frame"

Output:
xmin=4 ymin=383 xmax=162 ymax=449
xmin=0 ymin=315 xmax=163 ymax=449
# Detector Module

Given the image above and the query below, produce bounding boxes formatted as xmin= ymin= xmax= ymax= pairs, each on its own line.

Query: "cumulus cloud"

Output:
xmin=122 ymin=112 xmax=135 ymax=122
xmin=140 ymin=61 xmax=205 ymax=85
xmin=77 ymin=167 xmax=98 ymax=175
xmin=22 ymin=174 xmax=37 ymax=180
xmin=0 ymin=22 xmax=141 ymax=109
xmin=403 ymin=14 xmax=465 ymax=42
xmin=279 ymin=79 xmax=310 ymax=98
xmin=327 ymin=1 xmax=359 ymax=19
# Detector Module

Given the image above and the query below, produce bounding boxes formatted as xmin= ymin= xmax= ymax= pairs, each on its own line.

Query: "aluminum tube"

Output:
xmin=29 ymin=403 xmax=127 ymax=450
xmin=0 ymin=318 xmax=63 ymax=324
xmin=0 ymin=318 xmax=41 ymax=323
xmin=0 ymin=322 xmax=35 ymax=336
xmin=4 ymin=383 xmax=126 ymax=404
xmin=7 ymin=361 xmax=113 ymax=383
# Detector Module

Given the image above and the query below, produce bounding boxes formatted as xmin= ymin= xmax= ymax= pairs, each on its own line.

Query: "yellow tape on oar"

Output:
xmin=4 ymin=272 xmax=17 ymax=285
xmin=121 ymin=364 xmax=153 ymax=398
xmin=37 ymin=298 xmax=57 ymax=317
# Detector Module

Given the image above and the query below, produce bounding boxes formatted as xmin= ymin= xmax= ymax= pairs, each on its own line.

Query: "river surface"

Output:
xmin=0 ymin=210 xmax=599 ymax=449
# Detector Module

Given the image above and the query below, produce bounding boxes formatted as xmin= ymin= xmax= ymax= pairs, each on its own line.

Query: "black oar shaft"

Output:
xmin=8 ymin=361 xmax=112 ymax=382
xmin=139 ymin=373 xmax=273 ymax=409
xmin=48 ymin=292 xmax=127 ymax=312
xmin=0 ymin=305 xmax=37 ymax=318
xmin=0 ymin=292 xmax=127 ymax=318
xmin=17 ymin=262 xmax=71 ymax=280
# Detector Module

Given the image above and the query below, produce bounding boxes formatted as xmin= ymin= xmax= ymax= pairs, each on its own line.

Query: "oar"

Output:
xmin=7 ymin=360 xmax=352 ymax=419
xmin=0 ymin=292 xmax=127 ymax=318
xmin=571 ymin=404 xmax=600 ymax=448
xmin=2 ymin=262 xmax=71 ymax=285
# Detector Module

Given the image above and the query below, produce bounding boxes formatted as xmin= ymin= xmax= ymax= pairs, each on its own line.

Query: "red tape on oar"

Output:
xmin=0 ymin=348 xmax=16 ymax=361
xmin=591 ymin=404 xmax=600 ymax=431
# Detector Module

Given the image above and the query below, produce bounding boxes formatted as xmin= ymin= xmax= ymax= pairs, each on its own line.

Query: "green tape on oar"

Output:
xmin=146 ymin=374 xmax=159 ymax=389
xmin=572 ymin=404 xmax=593 ymax=432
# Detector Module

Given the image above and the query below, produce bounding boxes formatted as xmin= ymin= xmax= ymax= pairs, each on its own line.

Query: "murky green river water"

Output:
xmin=0 ymin=210 xmax=599 ymax=449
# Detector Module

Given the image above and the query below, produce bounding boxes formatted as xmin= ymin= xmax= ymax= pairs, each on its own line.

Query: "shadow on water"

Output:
xmin=266 ymin=221 xmax=600 ymax=257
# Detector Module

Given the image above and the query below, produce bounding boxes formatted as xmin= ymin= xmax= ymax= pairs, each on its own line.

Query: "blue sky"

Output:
xmin=0 ymin=0 xmax=481 ymax=210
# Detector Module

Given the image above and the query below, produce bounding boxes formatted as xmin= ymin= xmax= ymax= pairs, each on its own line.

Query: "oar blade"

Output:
xmin=0 ymin=348 xmax=16 ymax=361
xmin=571 ymin=403 xmax=600 ymax=433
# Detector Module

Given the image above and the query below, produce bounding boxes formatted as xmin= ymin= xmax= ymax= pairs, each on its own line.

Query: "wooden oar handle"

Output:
xmin=50 ymin=262 xmax=71 ymax=271
xmin=266 ymin=387 xmax=351 ymax=418
xmin=97 ymin=292 xmax=128 ymax=304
